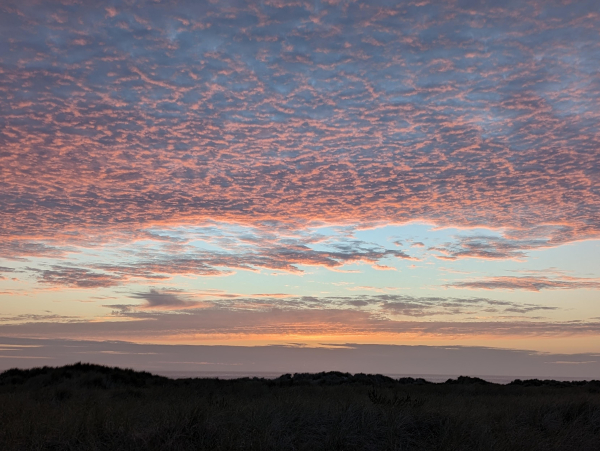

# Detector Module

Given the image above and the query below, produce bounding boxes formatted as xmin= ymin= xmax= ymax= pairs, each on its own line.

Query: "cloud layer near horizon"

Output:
xmin=1 ymin=337 xmax=600 ymax=379
xmin=1 ymin=291 xmax=593 ymax=343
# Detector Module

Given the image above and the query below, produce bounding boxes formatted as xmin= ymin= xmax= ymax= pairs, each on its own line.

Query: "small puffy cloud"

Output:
xmin=130 ymin=289 xmax=203 ymax=309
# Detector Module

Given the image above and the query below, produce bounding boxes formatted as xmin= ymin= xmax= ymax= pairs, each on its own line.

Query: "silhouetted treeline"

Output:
xmin=1 ymin=363 xmax=599 ymax=450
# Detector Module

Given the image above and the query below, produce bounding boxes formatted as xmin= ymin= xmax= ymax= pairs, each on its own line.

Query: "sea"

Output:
xmin=153 ymin=371 xmax=596 ymax=384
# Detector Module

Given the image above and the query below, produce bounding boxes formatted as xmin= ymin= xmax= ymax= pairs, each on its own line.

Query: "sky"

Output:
xmin=1 ymin=0 xmax=599 ymax=378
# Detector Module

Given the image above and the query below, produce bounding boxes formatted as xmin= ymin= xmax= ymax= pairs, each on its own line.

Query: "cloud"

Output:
xmin=9 ymin=227 xmax=416 ymax=287
xmin=377 ymin=295 xmax=556 ymax=317
xmin=1 ymin=305 xmax=599 ymax=345
xmin=30 ymin=266 xmax=124 ymax=288
xmin=371 ymin=264 xmax=396 ymax=271
xmin=0 ymin=241 xmax=69 ymax=261
xmin=429 ymin=234 xmax=553 ymax=261
xmin=0 ymin=313 xmax=79 ymax=323
xmin=347 ymin=300 xmax=369 ymax=307
xmin=0 ymin=0 xmax=598 ymax=244
xmin=130 ymin=289 xmax=203 ymax=309
xmin=448 ymin=275 xmax=600 ymax=292
xmin=110 ymin=293 xmax=559 ymax=321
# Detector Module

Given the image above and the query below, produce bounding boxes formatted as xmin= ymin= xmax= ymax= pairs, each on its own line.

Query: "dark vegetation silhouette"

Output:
xmin=1 ymin=363 xmax=600 ymax=450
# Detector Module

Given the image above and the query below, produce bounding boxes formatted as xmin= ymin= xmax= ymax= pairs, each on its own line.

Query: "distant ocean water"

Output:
xmin=154 ymin=371 xmax=596 ymax=384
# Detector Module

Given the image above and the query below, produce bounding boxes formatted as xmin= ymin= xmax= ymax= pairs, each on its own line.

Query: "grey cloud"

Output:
xmin=135 ymin=293 xmax=555 ymax=319
xmin=0 ymin=314 xmax=79 ymax=323
xmin=347 ymin=300 xmax=369 ymax=307
xmin=430 ymin=234 xmax=552 ymax=261
xmin=103 ymin=304 xmax=136 ymax=314
xmin=130 ymin=289 xmax=200 ymax=309
xmin=503 ymin=306 xmax=557 ymax=314
xmin=2 ymin=304 xmax=600 ymax=351
xmin=29 ymin=266 xmax=124 ymax=288
xmin=376 ymin=295 xmax=554 ymax=317
xmin=0 ymin=241 xmax=69 ymax=260
xmin=448 ymin=275 xmax=600 ymax=292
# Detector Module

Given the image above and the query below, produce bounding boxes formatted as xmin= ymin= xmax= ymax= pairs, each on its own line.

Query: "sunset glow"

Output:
xmin=1 ymin=0 xmax=599 ymax=377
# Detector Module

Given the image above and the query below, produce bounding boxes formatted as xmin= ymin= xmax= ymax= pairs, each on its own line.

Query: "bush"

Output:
xmin=0 ymin=364 xmax=599 ymax=450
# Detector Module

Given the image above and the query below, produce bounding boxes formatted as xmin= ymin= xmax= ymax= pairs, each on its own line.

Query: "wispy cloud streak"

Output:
xmin=448 ymin=275 xmax=600 ymax=292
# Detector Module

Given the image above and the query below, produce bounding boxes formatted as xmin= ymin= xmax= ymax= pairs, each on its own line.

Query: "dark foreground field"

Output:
xmin=1 ymin=364 xmax=600 ymax=450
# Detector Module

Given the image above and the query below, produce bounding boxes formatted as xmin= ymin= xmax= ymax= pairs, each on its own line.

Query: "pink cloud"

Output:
xmin=371 ymin=264 xmax=397 ymax=271
xmin=0 ymin=0 xmax=597 ymax=248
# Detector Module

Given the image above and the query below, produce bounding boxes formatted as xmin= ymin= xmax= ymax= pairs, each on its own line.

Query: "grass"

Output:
xmin=1 ymin=363 xmax=599 ymax=450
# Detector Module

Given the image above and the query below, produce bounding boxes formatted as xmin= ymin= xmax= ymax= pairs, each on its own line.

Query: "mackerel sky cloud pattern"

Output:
xmin=1 ymin=0 xmax=599 ymax=237
xmin=1 ymin=0 xmax=600 ymax=363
